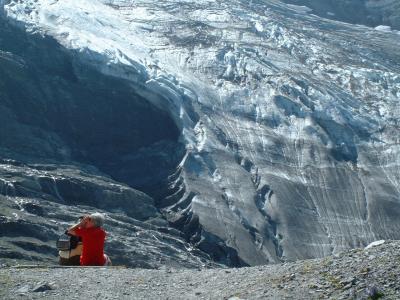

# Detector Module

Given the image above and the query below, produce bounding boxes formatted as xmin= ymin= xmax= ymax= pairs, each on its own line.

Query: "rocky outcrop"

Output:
xmin=0 ymin=0 xmax=399 ymax=267
xmin=0 ymin=160 xmax=217 ymax=268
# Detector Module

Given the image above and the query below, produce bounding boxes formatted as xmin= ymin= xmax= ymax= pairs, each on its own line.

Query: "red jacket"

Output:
xmin=75 ymin=227 xmax=106 ymax=266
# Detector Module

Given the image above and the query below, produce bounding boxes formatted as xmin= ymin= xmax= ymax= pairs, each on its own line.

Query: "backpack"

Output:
xmin=56 ymin=232 xmax=81 ymax=251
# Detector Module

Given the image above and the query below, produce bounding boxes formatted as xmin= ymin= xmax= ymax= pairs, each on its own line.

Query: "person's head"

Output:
xmin=85 ymin=213 xmax=105 ymax=228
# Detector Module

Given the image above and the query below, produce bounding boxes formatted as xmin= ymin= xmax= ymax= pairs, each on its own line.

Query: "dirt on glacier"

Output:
xmin=0 ymin=240 xmax=399 ymax=300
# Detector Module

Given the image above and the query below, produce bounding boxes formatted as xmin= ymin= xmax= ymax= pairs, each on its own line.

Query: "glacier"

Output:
xmin=281 ymin=0 xmax=400 ymax=30
xmin=0 ymin=0 xmax=399 ymax=266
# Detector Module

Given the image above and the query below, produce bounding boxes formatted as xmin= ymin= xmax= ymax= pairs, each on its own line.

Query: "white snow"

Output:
xmin=254 ymin=21 xmax=264 ymax=32
xmin=286 ymin=4 xmax=313 ymax=14
xmin=375 ymin=25 xmax=392 ymax=32
xmin=365 ymin=240 xmax=385 ymax=250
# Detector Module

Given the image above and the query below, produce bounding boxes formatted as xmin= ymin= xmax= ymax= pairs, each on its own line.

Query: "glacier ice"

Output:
xmin=1 ymin=0 xmax=400 ymax=266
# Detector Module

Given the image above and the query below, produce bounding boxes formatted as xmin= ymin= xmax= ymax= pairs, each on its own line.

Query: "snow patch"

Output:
xmin=190 ymin=9 xmax=232 ymax=24
xmin=375 ymin=25 xmax=392 ymax=32
xmin=254 ymin=21 xmax=264 ymax=32
xmin=365 ymin=240 xmax=385 ymax=250
xmin=286 ymin=4 xmax=313 ymax=14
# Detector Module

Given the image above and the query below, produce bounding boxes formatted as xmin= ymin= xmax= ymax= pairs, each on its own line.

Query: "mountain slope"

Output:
xmin=0 ymin=0 xmax=399 ymax=266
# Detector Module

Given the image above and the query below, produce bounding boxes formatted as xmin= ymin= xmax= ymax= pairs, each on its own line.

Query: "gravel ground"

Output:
xmin=1 ymin=240 xmax=399 ymax=299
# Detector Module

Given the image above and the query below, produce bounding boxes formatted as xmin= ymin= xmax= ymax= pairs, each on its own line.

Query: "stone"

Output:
xmin=366 ymin=286 xmax=384 ymax=300
xmin=342 ymin=283 xmax=353 ymax=290
xmin=340 ymin=277 xmax=356 ymax=285
xmin=32 ymin=282 xmax=53 ymax=292
xmin=16 ymin=285 xmax=30 ymax=294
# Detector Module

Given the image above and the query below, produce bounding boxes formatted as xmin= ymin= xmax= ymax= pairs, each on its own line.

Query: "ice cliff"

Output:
xmin=0 ymin=0 xmax=399 ymax=266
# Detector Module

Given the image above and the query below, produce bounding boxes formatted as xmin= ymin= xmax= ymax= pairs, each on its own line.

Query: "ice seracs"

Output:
xmin=1 ymin=0 xmax=400 ymax=266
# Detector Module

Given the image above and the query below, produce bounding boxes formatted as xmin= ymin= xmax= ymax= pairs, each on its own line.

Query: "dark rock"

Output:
xmin=366 ymin=286 xmax=384 ymax=300
xmin=32 ymin=282 xmax=53 ymax=292
xmin=340 ymin=277 xmax=356 ymax=286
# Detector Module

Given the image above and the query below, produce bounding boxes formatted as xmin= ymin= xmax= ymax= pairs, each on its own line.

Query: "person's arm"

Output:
xmin=67 ymin=215 xmax=89 ymax=236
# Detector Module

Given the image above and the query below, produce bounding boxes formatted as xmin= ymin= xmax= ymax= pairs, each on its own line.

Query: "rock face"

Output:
xmin=0 ymin=17 xmax=213 ymax=268
xmin=0 ymin=160 xmax=216 ymax=268
xmin=0 ymin=0 xmax=400 ymax=267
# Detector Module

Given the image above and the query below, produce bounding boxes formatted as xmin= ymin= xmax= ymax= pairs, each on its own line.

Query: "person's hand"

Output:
xmin=80 ymin=215 xmax=90 ymax=226
xmin=68 ymin=214 xmax=89 ymax=235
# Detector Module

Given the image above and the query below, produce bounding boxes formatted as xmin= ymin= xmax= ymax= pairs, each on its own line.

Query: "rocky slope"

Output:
xmin=0 ymin=240 xmax=399 ymax=299
xmin=0 ymin=160 xmax=217 ymax=268
xmin=0 ymin=16 xmax=217 ymax=268
xmin=0 ymin=0 xmax=400 ymax=267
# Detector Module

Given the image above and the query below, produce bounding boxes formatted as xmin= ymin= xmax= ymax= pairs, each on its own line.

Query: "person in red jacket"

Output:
xmin=68 ymin=213 xmax=111 ymax=266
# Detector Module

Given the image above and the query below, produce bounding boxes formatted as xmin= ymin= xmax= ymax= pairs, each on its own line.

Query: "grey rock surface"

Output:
xmin=0 ymin=0 xmax=400 ymax=267
xmin=0 ymin=161 xmax=217 ymax=268
xmin=0 ymin=16 xmax=217 ymax=268
xmin=0 ymin=240 xmax=399 ymax=299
